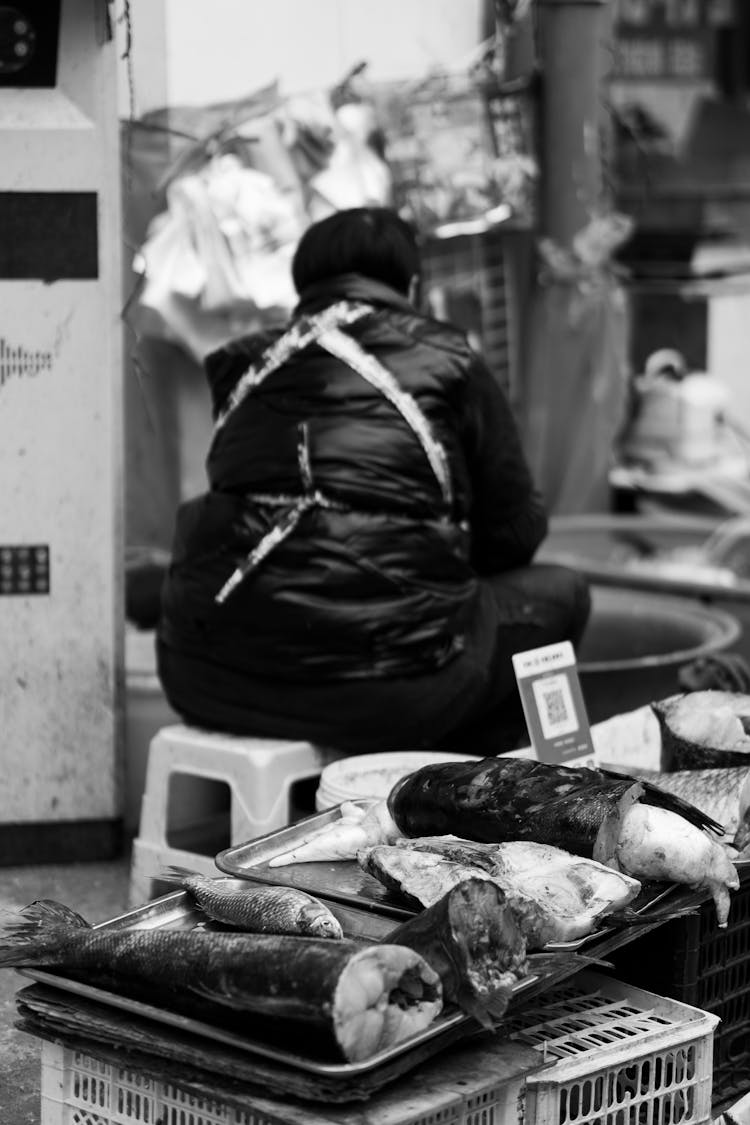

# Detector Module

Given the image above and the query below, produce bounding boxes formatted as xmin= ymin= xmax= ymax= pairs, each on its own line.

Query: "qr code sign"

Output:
xmin=532 ymin=673 xmax=579 ymax=739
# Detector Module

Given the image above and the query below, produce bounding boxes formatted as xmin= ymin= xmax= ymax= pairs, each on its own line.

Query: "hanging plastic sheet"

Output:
xmin=120 ymin=84 xmax=292 ymax=547
xmin=520 ymin=216 xmax=634 ymax=515
xmin=372 ymin=68 xmax=537 ymax=236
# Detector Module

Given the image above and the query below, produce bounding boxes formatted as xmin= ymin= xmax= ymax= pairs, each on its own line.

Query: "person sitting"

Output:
xmin=156 ymin=206 xmax=591 ymax=756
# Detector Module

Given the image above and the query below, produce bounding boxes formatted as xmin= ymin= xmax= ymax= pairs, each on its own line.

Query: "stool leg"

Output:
xmin=128 ymin=837 xmax=221 ymax=908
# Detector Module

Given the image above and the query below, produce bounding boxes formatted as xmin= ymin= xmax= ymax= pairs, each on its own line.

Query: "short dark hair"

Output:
xmin=291 ymin=207 xmax=420 ymax=296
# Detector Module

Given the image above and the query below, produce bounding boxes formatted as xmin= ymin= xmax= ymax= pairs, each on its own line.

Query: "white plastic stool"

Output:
xmin=129 ymin=724 xmax=347 ymax=907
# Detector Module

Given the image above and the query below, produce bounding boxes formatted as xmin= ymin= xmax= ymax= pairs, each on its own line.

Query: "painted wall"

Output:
xmin=0 ymin=1 xmax=123 ymax=832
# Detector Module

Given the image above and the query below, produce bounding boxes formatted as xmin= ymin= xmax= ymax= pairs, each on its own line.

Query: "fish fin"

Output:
xmin=0 ymin=899 xmax=89 ymax=967
xmin=158 ymin=866 xmax=201 ymax=885
xmin=599 ymin=767 xmax=725 ymax=835
xmin=20 ymin=900 xmax=91 ymax=929
xmin=463 ymin=983 xmax=514 ymax=1030
xmin=608 ymin=903 xmax=699 ymax=926
xmin=527 ymin=952 xmax=612 ymax=974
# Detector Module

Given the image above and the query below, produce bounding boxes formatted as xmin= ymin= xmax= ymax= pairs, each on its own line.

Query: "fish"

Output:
xmin=622 ymin=767 xmax=750 ymax=840
xmin=736 ymin=772 xmax=750 ymax=853
xmin=358 ymin=840 xmax=641 ymax=948
xmin=158 ymin=868 xmax=343 ymax=938
xmin=383 ymin=878 xmax=529 ymax=1029
xmin=614 ymin=802 xmax=739 ymax=926
xmin=268 ymin=799 xmax=400 ymax=867
xmin=386 ymin=758 xmax=738 ymax=925
xmin=399 ymin=837 xmax=642 ymax=938
xmin=0 ymin=899 xmax=442 ymax=1063
xmin=360 ymin=846 xmax=497 ymax=910
xmin=652 ymin=691 xmax=750 ymax=770
xmin=387 ymin=757 xmax=724 ymax=853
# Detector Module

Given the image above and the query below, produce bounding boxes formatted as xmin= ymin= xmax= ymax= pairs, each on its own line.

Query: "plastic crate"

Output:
xmin=611 ymin=865 xmax=750 ymax=1104
xmin=39 ymin=972 xmax=717 ymax=1125
xmin=40 ymin=1043 xmax=269 ymax=1125
xmin=506 ymin=972 xmax=718 ymax=1125
xmin=38 ymin=1039 xmax=530 ymax=1125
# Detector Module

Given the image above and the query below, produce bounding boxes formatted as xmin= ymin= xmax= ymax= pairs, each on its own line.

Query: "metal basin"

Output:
xmin=578 ymin=585 xmax=741 ymax=723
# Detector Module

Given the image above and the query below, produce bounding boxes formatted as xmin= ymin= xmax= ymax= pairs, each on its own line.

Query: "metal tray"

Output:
xmin=215 ymin=804 xmax=683 ymax=952
xmin=20 ymin=882 xmax=542 ymax=1078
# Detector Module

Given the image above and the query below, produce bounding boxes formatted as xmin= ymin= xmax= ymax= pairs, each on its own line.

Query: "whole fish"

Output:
xmin=387 ymin=758 xmax=738 ymax=926
xmin=383 ymin=878 xmax=529 ymax=1029
xmin=0 ymin=900 xmax=442 ymax=1063
xmin=159 ymin=868 xmax=343 ymax=939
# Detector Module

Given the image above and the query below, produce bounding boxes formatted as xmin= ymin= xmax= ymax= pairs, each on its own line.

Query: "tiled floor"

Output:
xmin=0 ymin=852 xmax=132 ymax=1124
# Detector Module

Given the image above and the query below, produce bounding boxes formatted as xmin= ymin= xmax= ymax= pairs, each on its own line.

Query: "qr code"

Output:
xmin=533 ymin=673 xmax=578 ymax=738
xmin=541 ymin=685 xmax=568 ymax=727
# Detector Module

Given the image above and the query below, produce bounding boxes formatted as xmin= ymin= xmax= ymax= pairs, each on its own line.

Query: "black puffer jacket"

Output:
xmin=158 ymin=274 xmax=547 ymax=713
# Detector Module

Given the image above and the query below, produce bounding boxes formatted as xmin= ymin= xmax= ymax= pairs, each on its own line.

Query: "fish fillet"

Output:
xmin=358 ymin=842 xmax=637 ymax=948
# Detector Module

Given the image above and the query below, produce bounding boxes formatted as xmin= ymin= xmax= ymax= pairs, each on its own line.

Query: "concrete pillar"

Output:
xmin=0 ymin=0 xmax=124 ymax=861
xmin=537 ymin=0 xmax=611 ymax=245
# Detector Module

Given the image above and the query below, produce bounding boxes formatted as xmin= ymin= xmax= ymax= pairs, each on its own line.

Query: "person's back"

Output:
xmin=157 ymin=207 xmax=590 ymax=755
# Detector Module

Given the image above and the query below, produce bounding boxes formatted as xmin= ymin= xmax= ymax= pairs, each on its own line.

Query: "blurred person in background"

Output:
xmin=157 ymin=206 xmax=590 ymax=755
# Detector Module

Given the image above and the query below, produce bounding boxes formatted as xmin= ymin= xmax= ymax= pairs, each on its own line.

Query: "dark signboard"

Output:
xmin=612 ymin=0 xmax=735 ymax=81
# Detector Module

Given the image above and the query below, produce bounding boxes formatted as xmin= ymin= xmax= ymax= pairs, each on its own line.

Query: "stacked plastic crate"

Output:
xmin=612 ymin=864 xmax=750 ymax=1109
xmin=39 ymin=973 xmax=719 ymax=1125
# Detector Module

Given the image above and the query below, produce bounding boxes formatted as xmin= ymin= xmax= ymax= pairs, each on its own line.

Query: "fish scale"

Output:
xmin=629 ymin=767 xmax=750 ymax=839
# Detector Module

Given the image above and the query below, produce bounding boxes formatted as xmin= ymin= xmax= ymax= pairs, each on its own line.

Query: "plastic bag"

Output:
xmin=134 ymin=154 xmax=301 ymax=361
xmin=520 ymin=217 xmax=634 ymax=514
xmin=306 ymin=101 xmax=393 ymax=219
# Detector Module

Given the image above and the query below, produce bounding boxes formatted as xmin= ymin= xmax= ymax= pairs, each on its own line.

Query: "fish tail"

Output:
xmin=0 ymin=899 xmax=88 ymax=967
xmin=609 ymin=903 xmax=699 ymax=927
xmin=158 ymin=865 xmax=200 ymax=886
xmin=465 ymin=986 xmax=513 ymax=1031
xmin=20 ymin=900 xmax=91 ymax=929
xmin=527 ymin=951 xmax=612 ymax=975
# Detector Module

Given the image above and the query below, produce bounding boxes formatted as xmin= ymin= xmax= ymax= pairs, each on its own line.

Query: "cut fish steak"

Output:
xmin=358 ymin=838 xmax=641 ymax=948
xmin=384 ymin=877 xmax=529 ymax=1028
xmin=387 ymin=756 xmax=738 ymax=925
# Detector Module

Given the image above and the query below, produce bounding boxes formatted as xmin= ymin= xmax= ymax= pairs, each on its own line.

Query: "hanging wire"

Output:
xmin=118 ymin=0 xmax=135 ymax=119
xmin=117 ymin=0 xmax=136 ymax=201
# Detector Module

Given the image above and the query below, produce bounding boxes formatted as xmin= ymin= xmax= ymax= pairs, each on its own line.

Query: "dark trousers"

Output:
xmin=159 ymin=563 xmax=591 ymax=757
xmin=433 ymin=563 xmax=592 ymax=756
